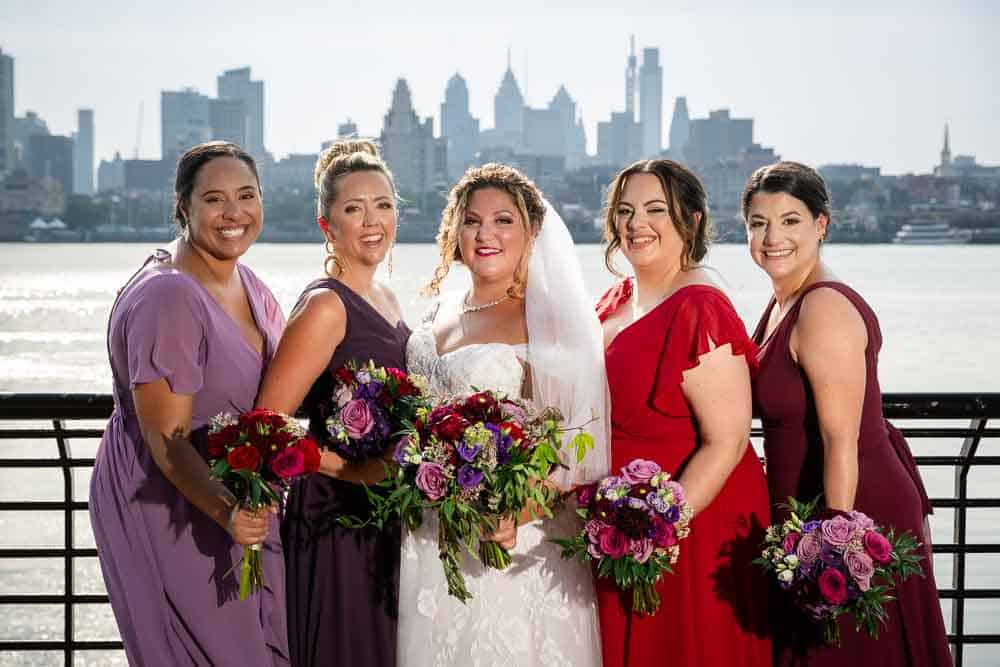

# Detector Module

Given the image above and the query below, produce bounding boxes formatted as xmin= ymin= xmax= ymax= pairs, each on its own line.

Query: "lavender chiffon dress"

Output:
xmin=89 ymin=256 xmax=289 ymax=666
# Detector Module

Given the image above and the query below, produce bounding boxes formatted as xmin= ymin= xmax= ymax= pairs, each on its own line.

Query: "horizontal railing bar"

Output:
xmin=947 ymin=635 xmax=1000 ymax=644
xmin=0 ymin=641 xmax=124 ymax=651
xmin=0 ymin=548 xmax=97 ymax=558
xmin=0 ymin=501 xmax=88 ymax=511
xmin=0 ymin=594 xmax=109 ymax=604
xmin=0 ymin=429 xmax=103 ymax=439
xmin=0 ymin=458 xmax=97 ymax=468
xmin=912 ymin=456 xmax=1000 ymax=466
xmin=936 ymin=589 xmax=1000 ymax=599
xmin=930 ymin=498 xmax=1000 ymax=508
xmin=899 ymin=428 xmax=1000 ymax=438
xmin=930 ymin=544 xmax=1000 ymax=554
xmin=0 ymin=394 xmax=115 ymax=419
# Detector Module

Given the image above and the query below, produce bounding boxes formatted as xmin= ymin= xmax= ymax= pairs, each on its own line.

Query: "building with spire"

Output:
xmin=625 ymin=35 xmax=637 ymax=120
xmin=440 ymin=73 xmax=480 ymax=179
xmin=639 ymin=47 xmax=662 ymax=156
xmin=668 ymin=96 xmax=690 ymax=160
xmin=936 ymin=124 xmax=953 ymax=177
xmin=487 ymin=51 xmax=525 ymax=150
xmin=380 ymin=78 xmax=446 ymax=198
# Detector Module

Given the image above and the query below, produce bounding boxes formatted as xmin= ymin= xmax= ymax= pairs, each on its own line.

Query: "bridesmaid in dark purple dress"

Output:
xmin=742 ymin=161 xmax=951 ymax=666
xmin=256 ymin=139 xmax=408 ymax=667
xmin=89 ymin=142 xmax=289 ymax=665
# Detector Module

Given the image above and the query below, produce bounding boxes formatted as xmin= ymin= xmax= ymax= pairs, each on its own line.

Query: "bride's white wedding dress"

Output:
xmin=397 ymin=308 xmax=602 ymax=667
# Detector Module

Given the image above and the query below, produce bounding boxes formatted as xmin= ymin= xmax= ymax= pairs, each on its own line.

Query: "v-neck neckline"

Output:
xmin=164 ymin=263 xmax=267 ymax=359
xmin=331 ymin=277 xmax=405 ymax=333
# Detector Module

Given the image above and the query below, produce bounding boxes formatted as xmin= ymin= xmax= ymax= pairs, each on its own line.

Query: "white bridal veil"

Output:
xmin=526 ymin=201 xmax=611 ymax=489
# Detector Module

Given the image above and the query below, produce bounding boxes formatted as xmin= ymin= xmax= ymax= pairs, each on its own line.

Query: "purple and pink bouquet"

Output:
xmin=554 ymin=458 xmax=692 ymax=615
xmin=754 ymin=496 xmax=924 ymax=645
xmin=206 ymin=409 xmax=322 ymax=600
xmin=324 ymin=360 xmax=428 ymax=461
xmin=362 ymin=389 xmax=593 ymax=603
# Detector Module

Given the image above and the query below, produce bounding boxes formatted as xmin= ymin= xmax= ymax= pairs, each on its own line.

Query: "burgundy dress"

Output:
xmin=751 ymin=281 xmax=951 ymax=666
xmin=281 ymin=278 xmax=410 ymax=667
xmin=90 ymin=256 xmax=289 ymax=666
xmin=596 ymin=279 xmax=772 ymax=667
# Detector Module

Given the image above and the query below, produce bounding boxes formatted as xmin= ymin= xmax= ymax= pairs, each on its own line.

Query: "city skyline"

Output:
xmin=3 ymin=0 xmax=997 ymax=175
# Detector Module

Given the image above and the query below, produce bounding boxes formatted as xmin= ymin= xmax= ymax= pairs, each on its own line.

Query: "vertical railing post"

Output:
xmin=53 ymin=419 xmax=74 ymax=667
xmin=951 ymin=416 xmax=986 ymax=667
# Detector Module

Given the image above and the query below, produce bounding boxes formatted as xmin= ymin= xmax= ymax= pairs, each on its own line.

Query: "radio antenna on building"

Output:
xmin=133 ymin=101 xmax=143 ymax=159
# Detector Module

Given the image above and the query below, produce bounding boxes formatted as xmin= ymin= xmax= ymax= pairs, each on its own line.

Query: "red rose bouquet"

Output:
xmin=359 ymin=389 xmax=594 ymax=603
xmin=323 ymin=360 xmax=429 ymax=461
xmin=207 ymin=409 xmax=322 ymax=599
xmin=754 ymin=497 xmax=925 ymax=645
xmin=553 ymin=458 xmax=692 ymax=615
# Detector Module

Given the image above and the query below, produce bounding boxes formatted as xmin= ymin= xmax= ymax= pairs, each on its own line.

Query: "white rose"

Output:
xmin=778 ymin=569 xmax=794 ymax=583
xmin=784 ymin=554 xmax=799 ymax=568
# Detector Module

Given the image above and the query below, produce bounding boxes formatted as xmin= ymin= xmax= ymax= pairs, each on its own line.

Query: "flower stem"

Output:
xmin=239 ymin=543 xmax=264 ymax=601
xmin=480 ymin=541 xmax=512 ymax=570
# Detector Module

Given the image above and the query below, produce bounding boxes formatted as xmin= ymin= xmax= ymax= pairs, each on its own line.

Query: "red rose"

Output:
xmin=462 ymin=392 xmax=502 ymax=423
xmin=387 ymin=367 xmax=417 ymax=397
xmin=597 ymin=526 xmax=629 ymax=559
xmin=297 ymin=438 xmax=322 ymax=474
xmin=333 ymin=366 xmax=355 ymax=385
xmin=431 ymin=412 xmax=469 ymax=442
xmin=207 ymin=423 xmax=239 ymax=459
xmin=227 ymin=445 xmax=262 ymax=472
xmin=818 ymin=567 xmax=848 ymax=605
xmin=270 ymin=446 xmax=306 ymax=480
xmin=499 ymin=421 xmax=524 ymax=445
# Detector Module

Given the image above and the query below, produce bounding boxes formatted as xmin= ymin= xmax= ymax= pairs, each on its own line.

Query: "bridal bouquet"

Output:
xmin=362 ymin=389 xmax=593 ymax=602
xmin=754 ymin=497 xmax=924 ymax=645
xmin=206 ymin=409 xmax=322 ymax=600
xmin=323 ymin=360 xmax=428 ymax=461
xmin=553 ymin=458 xmax=692 ymax=615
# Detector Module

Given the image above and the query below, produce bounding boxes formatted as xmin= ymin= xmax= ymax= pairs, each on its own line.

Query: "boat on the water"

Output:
xmin=893 ymin=219 xmax=972 ymax=244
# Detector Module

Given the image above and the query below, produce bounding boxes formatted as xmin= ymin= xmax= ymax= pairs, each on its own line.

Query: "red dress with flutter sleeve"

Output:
xmin=595 ymin=279 xmax=772 ymax=667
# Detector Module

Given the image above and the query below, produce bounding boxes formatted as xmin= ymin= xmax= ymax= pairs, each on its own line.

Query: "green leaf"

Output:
xmin=571 ymin=432 xmax=594 ymax=463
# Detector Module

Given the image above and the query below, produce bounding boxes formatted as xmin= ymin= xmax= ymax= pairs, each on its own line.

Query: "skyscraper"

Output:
xmin=440 ymin=73 xmax=480 ymax=179
xmin=209 ymin=98 xmax=247 ymax=147
xmin=380 ymin=78 xmax=444 ymax=197
xmin=639 ymin=48 xmax=662 ymax=156
xmin=217 ymin=67 xmax=265 ymax=158
xmin=494 ymin=52 xmax=525 ymax=145
xmin=0 ymin=48 xmax=14 ymax=177
xmin=73 ymin=109 xmax=95 ymax=195
xmin=685 ymin=109 xmax=753 ymax=167
xmin=161 ymin=89 xmax=211 ymax=161
xmin=668 ymin=96 xmax=690 ymax=158
xmin=28 ymin=134 xmax=74 ymax=194
xmin=625 ymin=36 xmax=637 ymax=120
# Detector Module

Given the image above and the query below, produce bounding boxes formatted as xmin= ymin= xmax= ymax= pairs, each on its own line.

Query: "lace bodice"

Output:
xmin=406 ymin=319 xmax=526 ymax=399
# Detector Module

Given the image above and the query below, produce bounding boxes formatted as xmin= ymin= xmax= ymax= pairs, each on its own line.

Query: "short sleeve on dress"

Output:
xmin=648 ymin=288 xmax=758 ymax=417
xmin=124 ymin=273 xmax=207 ymax=395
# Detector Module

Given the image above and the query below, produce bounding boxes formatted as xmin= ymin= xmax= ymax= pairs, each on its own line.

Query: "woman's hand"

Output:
xmin=486 ymin=517 xmax=518 ymax=550
xmin=226 ymin=505 xmax=273 ymax=546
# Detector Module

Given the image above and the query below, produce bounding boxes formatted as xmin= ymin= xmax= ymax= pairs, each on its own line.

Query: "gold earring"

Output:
xmin=324 ymin=240 xmax=343 ymax=277
xmin=386 ymin=244 xmax=395 ymax=276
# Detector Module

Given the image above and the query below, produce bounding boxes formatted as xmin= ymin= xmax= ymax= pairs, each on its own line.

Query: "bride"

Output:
xmin=398 ymin=163 xmax=610 ymax=666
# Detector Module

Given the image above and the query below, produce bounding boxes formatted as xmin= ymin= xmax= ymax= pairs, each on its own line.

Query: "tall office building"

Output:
xmin=494 ymin=52 xmax=525 ymax=142
xmin=28 ymin=134 xmax=74 ymax=194
xmin=73 ymin=109 xmax=95 ymax=195
xmin=668 ymin=96 xmax=690 ymax=157
xmin=685 ymin=109 xmax=753 ymax=166
xmin=380 ymin=78 xmax=444 ymax=196
xmin=639 ymin=48 xmax=662 ymax=156
xmin=161 ymin=89 xmax=212 ymax=161
xmin=217 ymin=67 xmax=265 ymax=157
xmin=0 ymin=48 xmax=14 ymax=177
xmin=625 ymin=36 xmax=637 ymax=120
xmin=14 ymin=111 xmax=49 ymax=168
xmin=597 ymin=112 xmax=643 ymax=168
xmin=209 ymin=98 xmax=247 ymax=147
xmin=440 ymin=73 xmax=480 ymax=179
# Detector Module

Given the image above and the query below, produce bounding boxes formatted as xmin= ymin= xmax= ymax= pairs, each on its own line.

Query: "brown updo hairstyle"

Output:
xmin=173 ymin=141 xmax=260 ymax=235
xmin=314 ymin=138 xmax=396 ymax=219
xmin=425 ymin=163 xmax=546 ymax=297
xmin=741 ymin=161 xmax=832 ymax=227
xmin=602 ymin=159 xmax=712 ymax=275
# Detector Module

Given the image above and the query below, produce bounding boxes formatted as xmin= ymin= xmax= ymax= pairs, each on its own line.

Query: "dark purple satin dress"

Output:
xmin=752 ymin=281 xmax=952 ymax=667
xmin=90 ymin=258 xmax=289 ymax=666
xmin=281 ymin=278 xmax=410 ymax=667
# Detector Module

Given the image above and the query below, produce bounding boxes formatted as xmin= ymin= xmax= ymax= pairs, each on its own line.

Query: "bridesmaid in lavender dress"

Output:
xmin=89 ymin=142 xmax=289 ymax=665
xmin=256 ymin=140 xmax=408 ymax=667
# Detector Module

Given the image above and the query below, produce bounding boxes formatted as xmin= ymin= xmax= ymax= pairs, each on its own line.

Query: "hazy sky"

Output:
xmin=4 ymin=0 xmax=997 ymax=175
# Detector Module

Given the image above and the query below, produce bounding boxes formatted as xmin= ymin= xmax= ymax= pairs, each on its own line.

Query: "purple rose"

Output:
xmin=620 ymin=459 xmax=661 ymax=485
xmin=457 ymin=464 xmax=484 ymax=489
xmin=844 ymin=550 xmax=875 ymax=586
xmin=849 ymin=511 xmax=876 ymax=531
xmin=820 ymin=516 xmax=856 ymax=546
xmin=796 ymin=532 xmax=823 ymax=565
xmin=456 ymin=440 xmax=481 ymax=462
xmin=629 ymin=538 xmax=655 ymax=564
xmin=340 ymin=399 xmax=375 ymax=439
xmin=415 ymin=462 xmax=448 ymax=500
xmin=597 ymin=526 xmax=628 ymax=559
xmin=863 ymin=530 xmax=893 ymax=564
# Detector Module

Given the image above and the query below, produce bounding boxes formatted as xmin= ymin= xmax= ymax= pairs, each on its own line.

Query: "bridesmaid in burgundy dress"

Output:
xmin=256 ymin=140 xmax=408 ymax=667
xmin=90 ymin=142 xmax=289 ymax=665
xmin=595 ymin=159 xmax=772 ymax=667
xmin=743 ymin=161 xmax=951 ymax=666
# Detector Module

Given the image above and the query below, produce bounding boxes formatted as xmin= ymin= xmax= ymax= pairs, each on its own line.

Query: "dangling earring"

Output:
xmin=386 ymin=243 xmax=395 ymax=277
xmin=324 ymin=239 xmax=343 ymax=277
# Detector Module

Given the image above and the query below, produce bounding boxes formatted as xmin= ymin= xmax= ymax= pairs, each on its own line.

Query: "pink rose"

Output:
xmin=818 ymin=567 xmax=848 ymax=605
xmin=415 ymin=462 xmax=449 ymax=501
xmin=820 ymin=516 xmax=856 ymax=546
xmin=270 ymin=445 xmax=306 ymax=480
xmin=597 ymin=526 xmax=629 ymax=559
xmin=862 ymin=530 xmax=893 ymax=564
xmin=796 ymin=532 xmax=823 ymax=565
xmin=783 ymin=531 xmax=802 ymax=553
xmin=845 ymin=550 xmax=875 ymax=585
xmin=629 ymin=538 xmax=655 ymax=564
xmin=584 ymin=520 xmax=609 ymax=542
xmin=587 ymin=541 xmax=603 ymax=559
xmin=651 ymin=516 xmax=677 ymax=548
xmin=340 ymin=399 xmax=374 ymax=439
xmin=849 ymin=511 xmax=876 ymax=530
xmin=620 ymin=459 xmax=661 ymax=485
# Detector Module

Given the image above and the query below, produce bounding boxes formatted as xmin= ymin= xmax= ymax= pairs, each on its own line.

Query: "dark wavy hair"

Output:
xmin=741 ymin=161 xmax=832 ymax=223
xmin=173 ymin=141 xmax=260 ymax=235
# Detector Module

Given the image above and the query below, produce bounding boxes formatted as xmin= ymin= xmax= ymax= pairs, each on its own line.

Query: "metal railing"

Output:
xmin=0 ymin=392 xmax=997 ymax=665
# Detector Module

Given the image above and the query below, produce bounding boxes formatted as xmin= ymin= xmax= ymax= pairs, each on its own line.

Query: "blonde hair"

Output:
xmin=314 ymin=138 xmax=396 ymax=218
xmin=425 ymin=163 xmax=546 ymax=297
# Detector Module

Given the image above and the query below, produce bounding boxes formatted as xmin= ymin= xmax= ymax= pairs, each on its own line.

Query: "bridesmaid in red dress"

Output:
xmin=743 ymin=161 xmax=951 ymax=666
xmin=595 ymin=159 xmax=772 ymax=667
